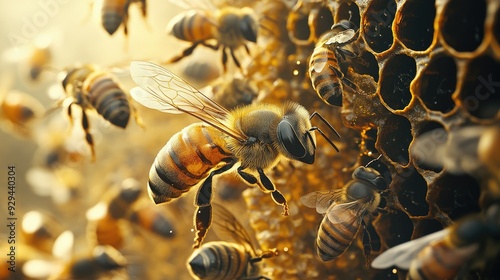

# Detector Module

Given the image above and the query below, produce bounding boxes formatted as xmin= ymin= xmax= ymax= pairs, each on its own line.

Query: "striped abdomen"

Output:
xmin=85 ymin=72 xmax=131 ymax=128
xmin=101 ymin=0 xmax=128 ymax=35
xmin=309 ymin=45 xmax=343 ymax=107
xmin=168 ymin=10 xmax=214 ymax=42
xmin=148 ymin=123 xmax=233 ymax=204
xmin=187 ymin=242 xmax=250 ymax=280
xmin=316 ymin=209 xmax=359 ymax=261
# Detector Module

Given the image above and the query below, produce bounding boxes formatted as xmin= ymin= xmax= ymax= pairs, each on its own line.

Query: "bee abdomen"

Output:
xmin=317 ymin=216 xmax=357 ymax=261
xmin=87 ymin=74 xmax=130 ymax=128
xmin=170 ymin=11 xmax=214 ymax=42
xmin=309 ymin=46 xmax=343 ymax=106
xmin=101 ymin=0 xmax=126 ymax=35
xmin=188 ymin=242 xmax=247 ymax=280
xmin=148 ymin=123 xmax=232 ymax=205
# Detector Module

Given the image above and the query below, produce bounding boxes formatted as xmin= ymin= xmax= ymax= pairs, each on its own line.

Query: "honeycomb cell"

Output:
xmin=361 ymin=128 xmax=378 ymax=156
xmin=379 ymin=115 xmax=412 ymax=165
xmin=397 ymin=170 xmax=429 ymax=216
xmin=434 ymin=174 xmax=481 ymax=220
xmin=441 ymin=0 xmax=486 ymax=53
xmin=459 ymin=56 xmax=500 ymax=119
xmin=287 ymin=3 xmax=311 ymax=44
xmin=375 ymin=210 xmax=413 ymax=247
xmin=336 ymin=1 xmax=361 ymax=29
xmin=312 ymin=5 xmax=334 ymax=40
xmin=395 ymin=0 xmax=435 ymax=51
xmin=414 ymin=121 xmax=446 ymax=173
xmin=363 ymin=0 xmax=396 ymax=53
xmin=352 ymin=51 xmax=380 ymax=82
xmin=413 ymin=219 xmax=443 ymax=238
xmin=380 ymin=54 xmax=416 ymax=111
xmin=417 ymin=55 xmax=457 ymax=113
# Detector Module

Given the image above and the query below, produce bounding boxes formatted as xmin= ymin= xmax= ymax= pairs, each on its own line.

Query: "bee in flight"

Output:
xmin=0 ymin=90 xmax=44 ymax=138
xmin=52 ymin=64 xmax=143 ymax=161
xmin=100 ymin=0 xmax=147 ymax=36
xmin=371 ymin=203 xmax=500 ymax=280
xmin=309 ymin=20 xmax=361 ymax=107
xmin=166 ymin=1 xmax=258 ymax=71
xmin=129 ymin=61 xmax=340 ymax=248
xmin=300 ymin=164 xmax=387 ymax=261
xmin=187 ymin=203 xmax=277 ymax=280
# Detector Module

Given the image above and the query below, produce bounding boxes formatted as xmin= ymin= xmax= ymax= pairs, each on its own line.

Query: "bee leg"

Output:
xmin=80 ymin=108 xmax=96 ymax=162
xmin=169 ymin=42 xmax=200 ymax=63
xmin=193 ymin=161 xmax=236 ymax=248
xmin=249 ymin=248 xmax=279 ymax=264
xmin=229 ymin=49 xmax=242 ymax=70
xmin=221 ymin=47 xmax=229 ymax=72
xmin=258 ymin=169 xmax=289 ymax=216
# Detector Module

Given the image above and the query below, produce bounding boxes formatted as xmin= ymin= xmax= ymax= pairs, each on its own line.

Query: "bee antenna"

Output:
xmin=365 ymin=154 xmax=383 ymax=168
xmin=309 ymin=112 xmax=341 ymax=152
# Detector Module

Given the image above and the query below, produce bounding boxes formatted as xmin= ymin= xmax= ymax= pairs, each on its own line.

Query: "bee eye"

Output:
xmin=240 ymin=15 xmax=257 ymax=42
xmin=277 ymin=120 xmax=306 ymax=159
xmin=353 ymin=166 xmax=387 ymax=189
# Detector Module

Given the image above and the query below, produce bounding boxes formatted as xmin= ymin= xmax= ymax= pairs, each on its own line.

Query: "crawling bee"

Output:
xmin=129 ymin=61 xmax=340 ymax=248
xmin=187 ymin=203 xmax=277 ymax=280
xmin=55 ymin=64 xmax=142 ymax=161
xmin=309 ymin=20 xmax=360 ymax=107
xmin=371 ymin=203 xmax=500 ymax=280
xmin=0 ymin=90 xmax=44 ymax=138
xmin=166 ymin=3 xmax=258 ymax=71
xmin=100 ymin=0 xmax=147 ymax=35
xmin=86 ymin=178 xmax=175 ymax=250
xmin=301 ymin=165 xmax=386 ymax=261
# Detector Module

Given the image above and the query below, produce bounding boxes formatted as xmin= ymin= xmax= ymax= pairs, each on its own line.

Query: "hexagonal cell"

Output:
xmin=395 ymin=0 xmax=436 ymax=51
xmin=379 ymin=115 xmax=412 ymax=165
xmin=363 ymin=0 xmax=396 ymax=53
xmin=397 ymin=170 xmax=429 ymax=217
xmin=361 ymin=128 xmax=378 ymax=156
xmin=312 ymin=5 xmax=334 ymax=40
xmin=416 ymin=55 xmax=457 ymax=113
xmin=459 ymin=56 xmax=500 ymax=119
xmin=380 ymin=54 xmax=416 ymax=111
xmin=434 ymin=173 xmax=481 ymax=220
xmin=441 ymin=0 xmax=486 ymax=53
xmin=287 ymin=3 xmax=311 ymax=44
xmin=412 ymin=218 xmax=443 ymax=239
xmin=375 ymin=209 xmax=413 ymax=247
xmin=336 ymin=1 xmax=361 ymax=29
xmin=413 ymin=121 xmax=446 ymax=173
xmin=352 ymin=50 xmax=380 ymax=82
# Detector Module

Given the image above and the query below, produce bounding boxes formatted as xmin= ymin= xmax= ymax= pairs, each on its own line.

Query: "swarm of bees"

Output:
xmin=2 ymin=0 xmax=500 ymax=279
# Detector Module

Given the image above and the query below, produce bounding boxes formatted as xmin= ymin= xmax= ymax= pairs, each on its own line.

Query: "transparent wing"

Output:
xmin=211 ymin=203 xmax=256 ymax=254
xmin=130 ymin=61 xmax=247 ymax=141
xmin=300 ymin=189 xmax=341 ymax=214
xmin=325 ymin=29 xmax=357 ymax=45
xmin=411 ymin=126 xmax=484 ymax=174
xmin=167 ymin=0 xmax=216 ymax=10
xmin=371 ymin=228 xmax=450 ymax=270
xmin=326 ymin=200 xmax=366 ymax=225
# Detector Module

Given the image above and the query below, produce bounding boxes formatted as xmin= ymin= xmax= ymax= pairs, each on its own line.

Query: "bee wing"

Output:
xmin=325 ymin=201 xmax=366 ymax=226
xmin=167 ymin=0 xmax=216 ymax=11
xmin=211 ymin=203 xmax=256 ymax=253
xmin=325 ymin=29 xmax=357 ymax=45
xmin=130 ymin=61 xmax=247 ymax=141
xmin=300 ymin=190 xmax=341 ymax=214
xmin=371 ymin=228 xmax=450 ymax=270
xmin=411 ymin=126 xmax=484 ymax=174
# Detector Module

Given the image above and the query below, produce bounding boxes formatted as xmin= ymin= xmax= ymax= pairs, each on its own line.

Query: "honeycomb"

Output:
xmin=0 ymin=0 xmax=499 ymax=279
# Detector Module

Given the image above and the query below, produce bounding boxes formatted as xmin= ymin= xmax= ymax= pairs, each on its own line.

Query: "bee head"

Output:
xmin=240 ymin=10 xmax=257 ymax=43
xmin=352 ymin=166 xmax=387 ymax=190
xmin=277 ymin=103 xmax=316 ymax=164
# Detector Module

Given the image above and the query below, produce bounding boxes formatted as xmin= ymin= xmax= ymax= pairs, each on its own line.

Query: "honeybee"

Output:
xmin=300 ymin=165 xmax=387 ymax=261
xmin=371 ymin=203 xmax=500 ymax=280
xmin=187 ymin=203 xmax=277 ymax=280
xmin=55 ymin=64 xmax=142 ymax=161
xmin=86 ymin=178 xmax=175 ymax=249
xmin=0 ymin=90 xmax=44 ymax=138
xmin=129 ymin=61 xmax=340 ymax=248
xmin=21 ymin=210 xmax=64 ymax=254
xmin=309 ymin=20 xmax=360 ymax=107
xmin=166 ymin=3 xmax=258 ymax=71
xmin=100 ymin=0 xmax=147 ymax=35
xmin=201 ymin=76 xmax=258 ymax=110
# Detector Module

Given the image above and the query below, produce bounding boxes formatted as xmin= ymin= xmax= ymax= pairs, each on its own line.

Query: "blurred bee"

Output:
xmin=309 ymin=20 xmax=360 ymax=107
xmin=200 ymin=76 xmax=258 ymax=110
xmin=0 ymin=90 xmax=44 ymax=138
xmin=21 ymin=210 xmax=64 ymax=254
xmin=371 ymin=203 xmax=500 ymax=280
xmin=86 ymin=178 xmax=175 ymax=250
xmin=129 ymin=61 xmax=340 ymax=248
xmin=166 ymin=2 xmax=258 ymax=71
xmin=187 ymin=203 xmax=277 ymax=280
xmin=27 ymin=42 xmax=52 ymax=81
xmin=55 ymin=64 xmax=142 ymax=161
xmin=300 ymin=165 xmax=387 ymax=261
xmin=100 ymin=0 xmax=147 ymax=35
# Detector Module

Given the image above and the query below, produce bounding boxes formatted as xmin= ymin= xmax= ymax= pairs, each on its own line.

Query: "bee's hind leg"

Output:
xmin=168 ymin=42 xmax=200 ymax=63
xmin=193 ymin=160 xmax=236 ymax=249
